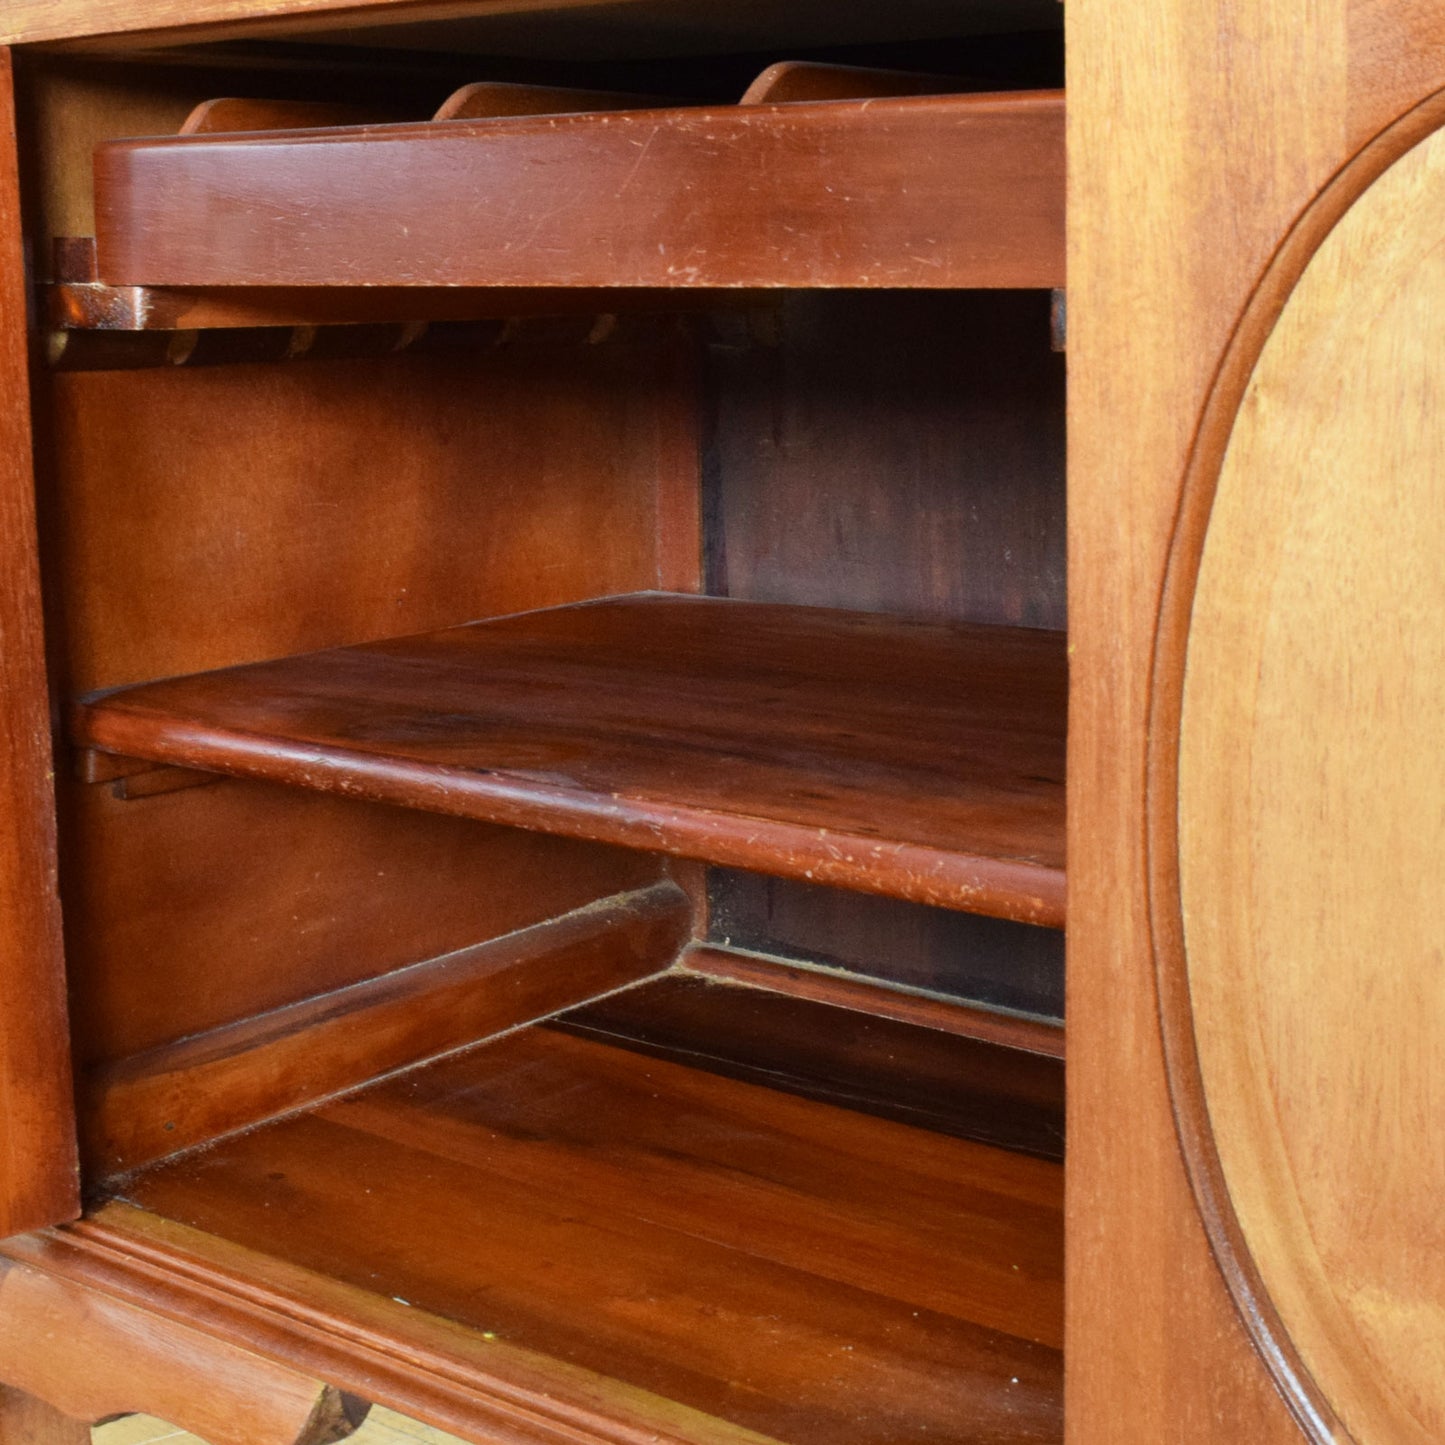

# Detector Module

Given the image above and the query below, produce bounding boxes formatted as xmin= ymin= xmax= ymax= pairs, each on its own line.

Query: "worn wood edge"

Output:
xmin=1143 ymin=83 xmax=1445 ymax=1445
xmin=86 ymin=881 xmax=691 ymax=1177
xmin=0 ymin=45 xmax=82 ymax=1236
xmin=0 ymin=1255 xmax=369 ymax=1445
xmin=678 ymin=943 xmax=1065 ymax=1058
xmin=72 ymin=706 xmax=1066 ymax=927
xmin=4 ymin=1209 xmax=787 ymax=1445
xmin=89 ymin=92 xmax=1064 ymax=291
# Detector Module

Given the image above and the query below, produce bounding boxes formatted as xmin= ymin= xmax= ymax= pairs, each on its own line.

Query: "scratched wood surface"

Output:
xmin=90 ymin=91 xmax=1063 ymax=290
xmin=75 ymin=595 xmax=1067 ymax=924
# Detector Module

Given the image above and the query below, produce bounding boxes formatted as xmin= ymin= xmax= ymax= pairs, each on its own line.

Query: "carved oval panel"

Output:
xmin=1177 ymin=124 xmax=1445 ymax=1441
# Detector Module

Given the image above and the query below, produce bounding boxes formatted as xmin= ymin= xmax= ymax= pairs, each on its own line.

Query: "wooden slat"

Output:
xmin=114 ymin=1026 xmax=1063 ymax=1445
xmin=73 ymin=595 xmax=1067 ymax=925
xmin=433 ymin=80 xmax=664 ymax=121
xmin=83 ymin=882 xmax=691 ymax=1175
xmin=92 ymin=91 xmax=1064 ymax=291
xmin=680 ymin=944 xmax=1065 ymax=1058
xmin=739 ymin=61 xmax=967 ymax=105
xmin=180 ymin=97 xmax=398 ymax=134
xmin=0 ymin=48 xmax=81 ymax=1237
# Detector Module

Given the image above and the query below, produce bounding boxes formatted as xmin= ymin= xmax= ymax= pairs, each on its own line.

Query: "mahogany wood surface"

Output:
xmin=0 ymin=48 xmax=80 ymax=1237
xmin=91 ymin=91 xmax=1064 ymax=290
xmin=180 ymin=96 xmax=394 ymax=132
xmin=1175 ymin=120 xmax=1445 ymax=1445
xmin=0 ymin=1388 xmax=90 ymax=1445
xmin=433 ymin=79 xmax=663 ymax=119
xmin=738 ymin=61 xmax=967 ymax=105
xmin=558 ymin=967 xmax=1065 ymax=1157
xmin=680 ymin=944 xmax=1064 ymax=1058
xmin=1067 ymin=2 xmax=1445 ymax=1442
xmin=74 ymin=594 xmax=1067 ymax=924
xmin=114 ymin=1024 xmax=1063 ymax=1445
xmin=85 ymin=882 xmax=689 ymax=1175
xmin=0 ymin=1258 xmax=369 ymax=1444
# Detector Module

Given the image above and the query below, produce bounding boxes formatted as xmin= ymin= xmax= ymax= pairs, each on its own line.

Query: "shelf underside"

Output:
xmin=90 ymin=89 xmax=1063 ymax=292
xmin=112 ymin=1020 xmax=1063 ymax=1445
xmin=75 ymin=595 xmax=1067 ymax=924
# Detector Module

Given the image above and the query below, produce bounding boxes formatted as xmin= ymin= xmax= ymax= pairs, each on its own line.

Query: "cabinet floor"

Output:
xmin=94 ymin=1405 xmax=465 ymax=1444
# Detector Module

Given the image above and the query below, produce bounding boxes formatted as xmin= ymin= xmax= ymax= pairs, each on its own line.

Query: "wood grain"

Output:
xmin=0 ymin=1259 xmax=369 ymax=1445
xmin=92 ymin=92 xmax=1064 ymax=290
xmin=74 ymin=595 xmax=1067 ymax=924
xmin=0 ymin=1388 xmax=90 ymax=1445
xmin=1176 ymin=119 xmax=1445 ymax=1445
xmin=0 ymin=47 xmax=81 ymax=1237
xmin=738 ymin=62 xmax=966 ymax=105
xmin=1061 ymin=0 xmax=1403 ymax=1441
xmin=679 ymin=944 xmax=1065 ymax=1058
xmin=85 ymin=882 xmax=690 ymax=1175
xmin=433 ymin=80 xmax=663 ymax=120
xmin=114 ymin=1026 xmax=1063 ymax=1445
xmin=556 ymin=966 xmax=1065 ymax=1157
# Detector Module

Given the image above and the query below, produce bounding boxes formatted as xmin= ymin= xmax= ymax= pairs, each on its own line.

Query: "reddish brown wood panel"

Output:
xmin=84 ymin=882 xmax=690 ymax=1176
xmin=91 ymin=91 xmax=1064 ymax=290
xmin=116 ymin=1026 xmax=1063 ymax=1445
xmin=556 ymin=968 xmax=1065 ymax=1156
xmin=0 ymin=47 xmax=79 ymax=1237
xmin=73 ymin=595 xmax=1067 ymax=924
xmin=60 ymin=779 xmax=664 ymax=1069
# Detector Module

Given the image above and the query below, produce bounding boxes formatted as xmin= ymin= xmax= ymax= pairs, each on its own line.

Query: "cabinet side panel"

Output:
xmin=0 ymin=47 xmax=79 ymax=1235
xmin=1067 ymin=0 xmax=1350 ymax=1440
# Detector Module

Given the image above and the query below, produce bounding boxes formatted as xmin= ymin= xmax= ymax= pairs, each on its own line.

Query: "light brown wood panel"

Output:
xmin=61 ymin=778 xmax=663 ymax=1066
xmin=1178 ymin=120 xmax=1445 ymax=1445
xmin=1064 ymin=1 xmax=1406 ymax=1442
xmin=0 ymin=47 xmax=80 ymax=1238
xmin=0 ymin=1388 xmax=90 ymax=1445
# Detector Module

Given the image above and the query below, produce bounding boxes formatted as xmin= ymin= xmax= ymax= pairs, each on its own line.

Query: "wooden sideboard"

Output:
xmin=0 ymin=3 xmax=1439 ymax=1443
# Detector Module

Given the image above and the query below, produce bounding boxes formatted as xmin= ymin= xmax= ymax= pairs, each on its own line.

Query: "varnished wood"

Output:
xmin=559 ymin=967 xmax=1065 ymax=1157
xmin=0 ymin=1259 xmax=369 ymax=1445
xmin=738 ymin=62 xmax=966 ymax=105
xmin=1174 ymin=118 xmax=1445 ymax=1445
xmin=180 ymin=97 xmax=397 ymax=132
xmin=680 ymin=944 xmax=1065 ymax=1058
xmin=0 ymin=1389 xmax=90 ymax=1445
xmin=433 ymin=80 xmax=662 ymax=120
xmin=0 ymin=47 xmax=81 ymax=1237
xmin=75 ymin=595 xmax=1067 ymax=924
xmin=85 ymin=882 xmax=690 ymax=1175
xmin=1067 ymin=2 xmax=1445 ymax=1443
xmin=92 ymin=91 xmax=1064 ymax=291
xmin=111 ymin=1026 xmax=1062 ymax=1445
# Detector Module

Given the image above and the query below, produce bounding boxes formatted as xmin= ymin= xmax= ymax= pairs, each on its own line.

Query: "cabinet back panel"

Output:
xmin=705 ymin=290 xmax=1065 ymax=628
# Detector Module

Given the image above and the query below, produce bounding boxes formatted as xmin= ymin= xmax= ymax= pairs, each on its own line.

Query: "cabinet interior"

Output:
xmin=17 ymin=8 xmax=1068 ymax=1441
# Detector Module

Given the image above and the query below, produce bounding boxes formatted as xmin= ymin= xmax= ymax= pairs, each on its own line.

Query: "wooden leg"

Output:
xmin=0 ymin=1388 xmax=90 ymax=1445
xmin=0 ymin=1262 xmax=369 ymax=1445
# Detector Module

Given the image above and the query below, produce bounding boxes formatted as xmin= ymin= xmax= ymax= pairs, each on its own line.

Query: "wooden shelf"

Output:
xmin=110 ymin=1017 xmax=1063 ymax=1445
xmin=90 ymin=88 xmax=1063 ymax=292
xmin=74 ymin=594 xmax=1067 ymax=925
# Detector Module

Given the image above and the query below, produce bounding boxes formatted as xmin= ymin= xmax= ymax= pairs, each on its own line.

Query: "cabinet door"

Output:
xmin=0 ymin=46 xmax=81 ymax=1236
xmin=1070 ymin=3 xmax=1445 ymax=1441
